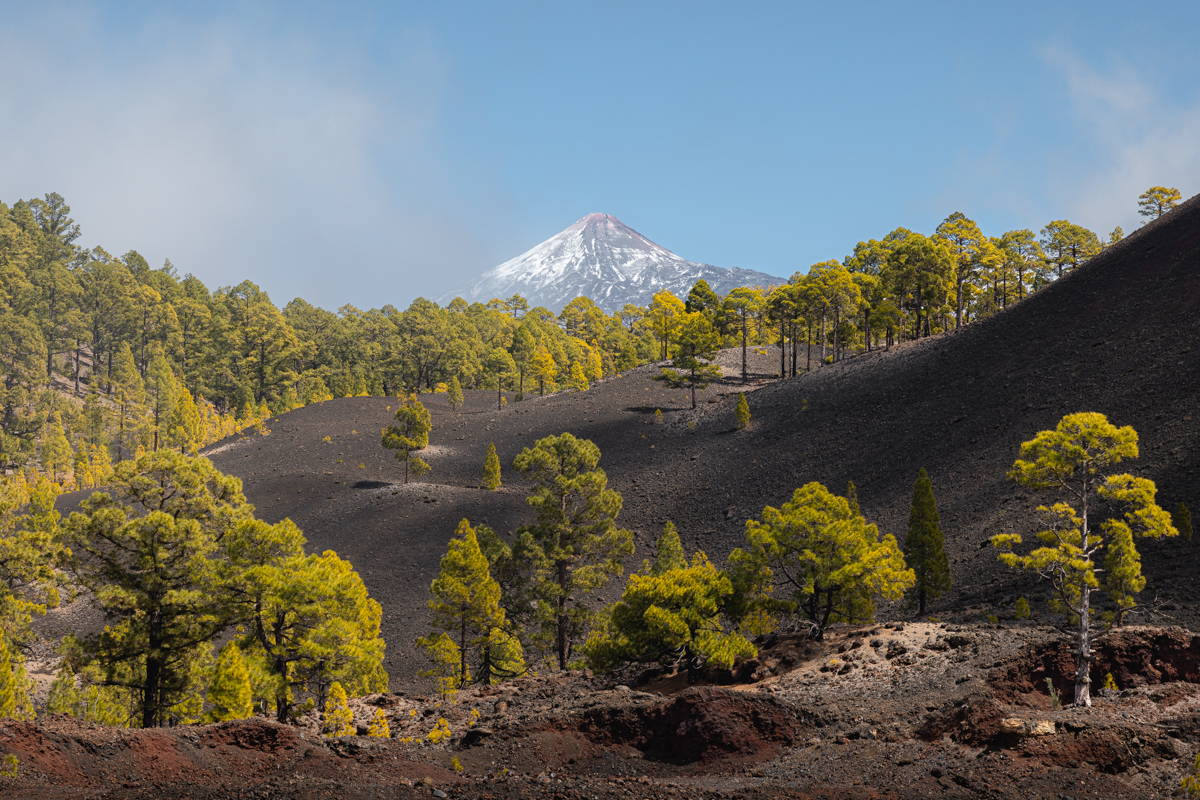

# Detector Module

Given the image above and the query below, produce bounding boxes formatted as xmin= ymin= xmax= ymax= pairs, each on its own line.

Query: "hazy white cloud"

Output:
xmin=1042 ymin=47 xmax=1200 ymax=233
xmin=0 ymin=6 xmax=506 ymax=308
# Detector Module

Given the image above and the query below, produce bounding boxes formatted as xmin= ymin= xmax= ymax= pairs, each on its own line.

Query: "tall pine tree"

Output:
xmin=903 ymin=468 xmax=951 ymax=615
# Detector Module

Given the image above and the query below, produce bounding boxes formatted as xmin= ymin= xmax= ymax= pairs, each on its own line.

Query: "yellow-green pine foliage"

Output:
xmin=653 ymin=311 xmax=722 ymax=410
xmin=568 ymin=360 xmax=589 ymax=392
xmin=145 ymin=344 xmax=179 ymax=452
xmin=111 ymin=341 xmax=147 ymax=461
xmin=511 ymin=433 xmax=635 ymax=669
xmin=846 ymin=481 xmax=861 ymax=516
xmin=734 ymin=393 xmax=750 ymax=430
xmin=653 ymin=409 xmax=663 ymax=425
xmin=586 ymin=347 xmax=603 ymax=382
xmin=479 ymin=626 xmax=525 ymax=685
xmin=0 ymin=473 xmax=64 ymax=646
xmin=903 ymin=468 xmax=951 ymax=615
xmin=367 ymin=708 xmax=390 ymax=737
xmin=169 ymin=642 xmax=214 ymax=725
xmin=482 ymin=443 xmax=501 ymax=490
xmin=224 ymin=517 xmax=388 ymax=722
xmin=382 ymin=394 xmax=431 ymax=483
xmin=416 ymin=632 xmax=463 ymax=700
xmin=1014 ymin=597 xmax=1031 ymax=620
xmin=206 ymin=642 xmax=254 ymax=722
xmin=530 ymin=346 xmax=558 ymax=396
xmin=47 ymin=664 xmax=81 ymax=715
xmin=1102 ymin=672 xmax=1119 ymax=691
xmin=1175 ymin=503 xmax=1193 ymax=541
xmin=168 ymin=382 xmax=203 ymax=455
xmin=40 ymin=412 xmax=73 ymax=483
xmin=649 ymin=522 xmax=686 ymax=576
xmin=0 ymin=630 xmax=15 ymax=717
xmin=64 ymin=451 xmax=253 ymax=728
xmin=584 ymin=550 xmax=755 ymax=675
xmin=448 ymin=376 xmax=464 ymax=412
xmin=0 ymin=754 xmax=16 ymax=779
xmin=425 ymin=717 xmax=451 ymax=744
xmin=324 ymin=681 xmax=354 ymax=736
xmin=1185 ymin=753 xmax=1200 ymax=797
xmin=730 ymin=482 xmax=914 ymax=636
xmin=992 ymin=412 xmax=1176 ymax=708
xmin=1138 ymin=186 xmax=1181 ymax=219
xmin=424 ymin=519 xmax=506 ymax=686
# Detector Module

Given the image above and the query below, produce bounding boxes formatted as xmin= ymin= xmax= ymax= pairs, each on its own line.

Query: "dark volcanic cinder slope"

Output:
xmin=194 ymin=195 xmax=1200 ymax=688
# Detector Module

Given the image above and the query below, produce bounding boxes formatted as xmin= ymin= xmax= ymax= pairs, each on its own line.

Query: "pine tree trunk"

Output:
xmin=740 ymin=316 xmax=748 ymax=384
xmin=1075 ymin=587 xmax=1093 ymax=707
xmin=557 ymin=560 xmax=569 ymax=670
xmin=143 ymin=610 xmax=163 ymax=728
xmin=779 ymin=319 xmax=786 ymax=378
xmin=820 ymin=311 xmax=826 ymax=362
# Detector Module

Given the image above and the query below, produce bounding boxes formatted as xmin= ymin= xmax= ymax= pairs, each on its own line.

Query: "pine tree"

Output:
xmin=1175 ymin=502 xmax=1193 ymax=541
xmin=584 ymin=550 xmax=755 ymax=679
xmin=482 ymin=443 xmax=501 ymax=490
xmin=993 ymin=412 xmax=1177 ymax=707
xmin=382 ymin=394 xmax=431 ymax=483
xmin=40 ymin=411 xmax=73 ymax=483
xmin=649 ymin=522 xmax=686 ymax=575
xmin=846 ymin=481 xmax=861 ymax=516
xmin=415 ymin=632 xmax=462 ymax=700
xmin=729 ymin=481 xmax=914 ymax=639
xmin=567 ymin=360 xmax=589 ymax=393
xmin=367 ymin=708 xmax=390 ymax=737
xmin=324 ymin=681 xmax=354 ymax=736
xmin=509 ymin=434 xmax=634 ymax=669
xmin=654 ymin=312 xmax=722 ymax=408
xmin=166 ymin=385 xmax=203 ymax=454
xmin=111 ymin=341 xmax=146 ymax=461
xmin=145 ymin=344 xmax=178 ymax=452
xmin=530 ymin=346 xmax=558 ymax=396
xmin=734 ymin=393 xmax=750 ymax=430
xmin=447 ymin=376 xmax=463 ymax=413
xmin=903 ymin=468 xmax=951 ymax=615
xmin=206 ymin=642 xmax=254 ymax=722
xmin=422 ymin=519 xmax=506 ymax=687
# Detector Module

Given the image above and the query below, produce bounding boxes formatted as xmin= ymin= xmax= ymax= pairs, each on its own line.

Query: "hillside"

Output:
xmin=158 ymin=193 xmax=1200 ymax=689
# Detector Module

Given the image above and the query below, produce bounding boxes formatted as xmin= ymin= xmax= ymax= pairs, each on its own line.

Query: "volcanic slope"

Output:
xmin=203 ymin=194 xmax=1200 ymax=687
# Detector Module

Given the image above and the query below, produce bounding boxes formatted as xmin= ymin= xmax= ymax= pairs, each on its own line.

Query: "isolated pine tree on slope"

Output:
xmin=482 ymin=443 xmax=501 ymax=490
xmin=903 ymin=468 xmax=951 ymax=616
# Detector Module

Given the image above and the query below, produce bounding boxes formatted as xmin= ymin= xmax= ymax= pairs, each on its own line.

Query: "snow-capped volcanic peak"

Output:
xmin=439 ymin=213 xmax=781 ymax=313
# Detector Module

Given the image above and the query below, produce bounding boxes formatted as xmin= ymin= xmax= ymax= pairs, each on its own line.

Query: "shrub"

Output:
xmin=734 ymin=393 xmax=750 ymax=430
xmin=367 ymin=708 xmax=390 ymax=738
xmin=324 ymin=682 xmax=354 ymax=736
xmin=1014 ymin=597 xmax=1031 ymax=620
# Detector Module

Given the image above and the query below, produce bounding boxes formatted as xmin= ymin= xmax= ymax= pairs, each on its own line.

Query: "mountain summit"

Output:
xmin=439 ymin=213 xmax=781 ymax=313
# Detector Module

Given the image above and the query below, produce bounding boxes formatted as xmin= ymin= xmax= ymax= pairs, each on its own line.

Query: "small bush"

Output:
xmin=451 ymin=756 xmax=463 ymax=772
xmin=322 ymin=436 xmax=331 ymax=443
xmin=1102 ymin=672 xmax=1119 ymax=691
xmin=324 ymin=682 xmax=354 ymax=736
xmin=734 ymin=393 xmax=750 ymax=430
xmin=1014 ymin=597 xmax=1031 ymax=620
xmin=426 ymin=717 xmax=452 ymax=744
xmin=654 ymin=409 xmax=663 ymax=424
xmin=367 ymin=708 xmax=391 ymax=738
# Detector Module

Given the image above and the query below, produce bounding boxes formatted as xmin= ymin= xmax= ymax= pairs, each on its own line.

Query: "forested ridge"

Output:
xmin=5 ymin=188 xmax=1177 ymax=485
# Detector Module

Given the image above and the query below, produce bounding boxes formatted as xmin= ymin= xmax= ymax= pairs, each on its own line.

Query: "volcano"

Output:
xmin=438 ymin=213 xmax=782 ymax=312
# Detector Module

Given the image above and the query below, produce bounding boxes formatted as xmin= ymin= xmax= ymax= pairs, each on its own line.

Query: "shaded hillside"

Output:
xmin=176 ymin=194 xmax=1200 ymax=687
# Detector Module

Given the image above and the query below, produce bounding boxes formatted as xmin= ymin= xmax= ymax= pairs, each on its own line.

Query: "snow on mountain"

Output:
xmin=437 ymin=213 xmax=783 ymax=313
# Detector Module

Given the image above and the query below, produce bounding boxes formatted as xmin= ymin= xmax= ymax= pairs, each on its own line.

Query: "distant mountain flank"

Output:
xmin=438 ymin=213 xmax=783 ymax=313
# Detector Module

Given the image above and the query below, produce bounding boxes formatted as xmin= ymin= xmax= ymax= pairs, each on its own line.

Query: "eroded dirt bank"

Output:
xmin=4 ymin=624 xmax=1200 ymax=799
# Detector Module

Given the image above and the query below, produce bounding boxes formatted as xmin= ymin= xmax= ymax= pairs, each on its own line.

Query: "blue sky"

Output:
xmin=3 ymin=1 xmax=1198 ymax=309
